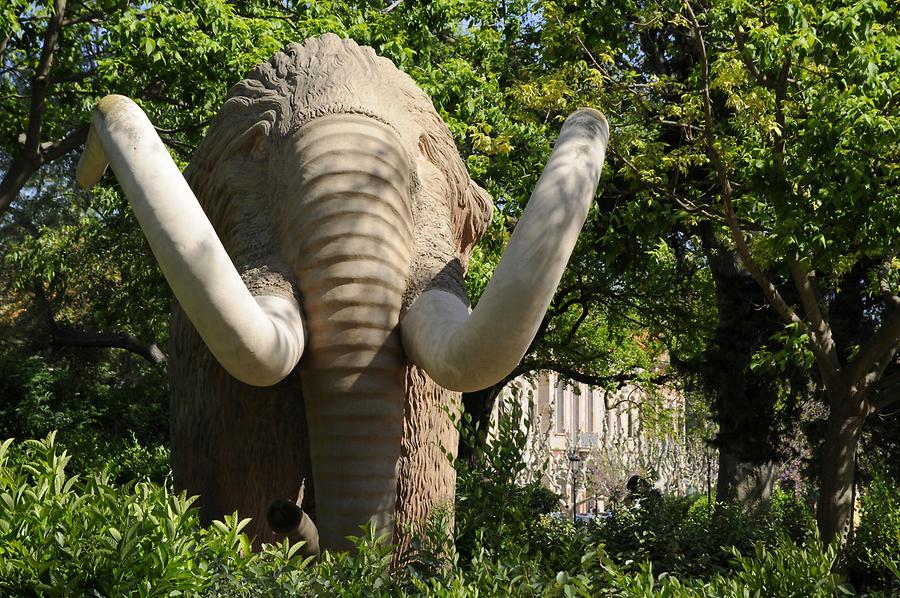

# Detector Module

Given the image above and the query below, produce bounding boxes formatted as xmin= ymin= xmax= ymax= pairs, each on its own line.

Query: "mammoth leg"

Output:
xmin=169 ymin=301 xmax=313 ymax=547
xmin=395 ymin=366 xmax=460 ymax=552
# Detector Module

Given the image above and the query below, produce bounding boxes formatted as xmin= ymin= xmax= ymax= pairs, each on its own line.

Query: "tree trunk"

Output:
xmin=716 ymin=448 xmax=776 ymax=508
xmin=816 ymin=394 xmax=868 ymax=545
xmin=458 ymin=382 xmax=505 ymax=464
xmin=694 ymin=221 xmax=790 ymax=507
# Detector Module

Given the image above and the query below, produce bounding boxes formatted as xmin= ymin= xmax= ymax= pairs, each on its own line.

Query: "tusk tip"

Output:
xmin=75 ymin=169 xmax=95 ymax=190
xmin=96 ymin=94 xmax=139 ymax=118
xmin=76 ymin=126 xmax=109 ymax=189
xmin=76 ymin=95 xmax=138 ymax=190
xmin=571 ymin=107 xmax=608 ymax=125
xmin=566 ymin=108 xmax=610 ymax=144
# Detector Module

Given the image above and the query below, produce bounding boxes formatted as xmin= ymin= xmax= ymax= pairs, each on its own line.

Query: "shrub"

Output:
xmin=593 ymin=536 xmax=853 ymax=597
xmin=702 ymin=538 xmax=853 ymax=597
xmin=93 ymin=433 xmax=171 ymax=485
xmin=0 ymin=431 xmax=888 ymax=596
xmin=0 ymin=348 xmax=169 ymax=480
xmin=588 ymin=494 xmax=767 ymax=578
xmin=766 ymin=486 xmax=815 ymax=545
xmin=0 ymin=433 xmax=309 ymax=595
xmin=0 ymin=432 xmax=581 ymax=597
xmin=454 ymin=394 xmax=571 ymax=566
xmin=848 ymin=466 xmax=900 ymax=591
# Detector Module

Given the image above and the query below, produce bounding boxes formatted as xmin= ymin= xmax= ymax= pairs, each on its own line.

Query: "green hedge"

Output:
xmin=2 ymin=434 xmax=898 ymax=596
xmin=848 ymin=466 xmax=900 ymax=592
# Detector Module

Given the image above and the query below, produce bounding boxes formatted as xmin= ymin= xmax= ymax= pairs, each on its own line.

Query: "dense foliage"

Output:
xmin=0 ymin=0 xmax=691 ymax=494
xmin=848 ymin=465 xmax=900 ymax=589
xmin=2 ymin=0 xmax=900 ymax=589
xmin=3 ymin=433 xmax=898 ymax=595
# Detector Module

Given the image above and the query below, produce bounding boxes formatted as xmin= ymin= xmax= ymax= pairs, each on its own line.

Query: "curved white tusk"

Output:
xmin=402 ymin=109 xmax=609 ymax=392
xmin=77 ymin=95 xmax=305 ymax=387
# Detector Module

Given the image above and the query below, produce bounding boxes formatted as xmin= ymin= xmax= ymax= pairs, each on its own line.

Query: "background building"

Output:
xmin=491 ymin=370 xmax=712 ymax=516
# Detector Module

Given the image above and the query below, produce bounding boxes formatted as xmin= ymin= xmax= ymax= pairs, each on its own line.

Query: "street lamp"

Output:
xmin=569 ymin=450 xmax=582 ymax=525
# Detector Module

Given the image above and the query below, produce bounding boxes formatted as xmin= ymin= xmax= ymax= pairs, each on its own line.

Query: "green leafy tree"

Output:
xmin=683 ymin=0 xmax=900 ymax=545
xmin=10 ymin=0 xmax=898 ymax=554
xmin=518 ymin=0 xmax=786 ymax=500
xmin=527 ymin=0 xmax=900 ymax=547
xmin=4 ymin=1 xmax=704 ymax=473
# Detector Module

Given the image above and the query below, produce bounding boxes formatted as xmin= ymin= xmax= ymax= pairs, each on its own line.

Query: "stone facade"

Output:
xmin=491 ymin=370 xmax=712 ymax=515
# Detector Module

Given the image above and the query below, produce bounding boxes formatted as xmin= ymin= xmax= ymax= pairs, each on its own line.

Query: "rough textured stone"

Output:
xmin=174 ymin=34 xmax=491 ymax=549
xmin=78 ymin=33 xmax=607 ymax=553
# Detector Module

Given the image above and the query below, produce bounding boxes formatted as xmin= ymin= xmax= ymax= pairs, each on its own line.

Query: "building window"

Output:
xmin=526 ymin=389 xmax=535 ymax=425
xmin=555 ymin=382 xmax=565 ymax=433
xmin=572 ymin=390 xmax=580 ymax=434
xmin=587 ymin=391 xmax=594 ymax=432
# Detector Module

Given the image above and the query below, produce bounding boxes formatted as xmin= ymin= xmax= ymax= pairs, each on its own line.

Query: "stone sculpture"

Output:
xmin=76 ymin=34 xmax=608 ymax=553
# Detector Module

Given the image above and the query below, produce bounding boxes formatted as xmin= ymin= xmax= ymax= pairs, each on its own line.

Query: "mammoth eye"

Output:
xmin=250 ymin=136 xmax=267 ymax=159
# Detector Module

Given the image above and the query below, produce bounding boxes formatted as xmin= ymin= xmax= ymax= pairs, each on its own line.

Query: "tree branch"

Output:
xmin=51 ymin=326 xmax=167 ymax=365
xmin=684 ymin=0 xmax=841 ymax=388
xmin=773 ymin=57 xmax=791 ymax=158
xmin=733 ymin=27 xmax=797 ymax=90
xmin=0 ymin=0 xmax=67 ymax=217
xmin=61 ymin=11 xmax=104 ymax=27
xmin=847 ymin=294 xmax=900 ymax=398
xmin=610 ymin=143 xmax=766 ymax=232
xmin=873 ymin=366 xmax=900 ymax=392
xmin=515 ymin=360 xmax=672 ymax=390
xmin=733 ymin=28 xmax=770 ymax=87
xmin=25 ymin=0 xmax=66 ymax=159
xmin=32 ymin=281 xmax=167 ymax=366
xmin=604 ymin=385 xmax=647 ymax=410
xmin=153 ymin=118 xmax=212 ymax=136
xmin=544 ymin=287 xmax=583 ymax=320
xmin=39 ymin=123 xmax=89 ymax=162
xmin=870 ymin=390 xmax=900 ymax=412
xmin=562 ymin=302 xmax=590 ymax=346
xmin=0 ymin=124 xmax=88 ymax=216
xmin=789 ymin=259 xmax=840 ymax=371
xmin=876 ymin=248 xmax=899 ymax=299
xmin=0 ymin=33 xmax=10 ymax=60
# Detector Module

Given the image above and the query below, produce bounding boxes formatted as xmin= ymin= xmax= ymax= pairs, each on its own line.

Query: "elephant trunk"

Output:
xmin=280 ymin=114 xmax=413 ymax=551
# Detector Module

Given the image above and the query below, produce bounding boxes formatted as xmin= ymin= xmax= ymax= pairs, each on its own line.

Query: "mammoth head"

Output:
xmin=184 ymin=35 xmax=492 ymax=310
xmin=77 ymin=34 xmax=607 ymax=392
xmin=76 ymin=34 xmax=607 ymax=552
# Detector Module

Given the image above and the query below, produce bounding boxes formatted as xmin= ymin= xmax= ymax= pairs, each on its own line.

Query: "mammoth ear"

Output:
xmin=222 ymin=117 xmax=272 ymax=159
xmin=452 ymin=179 xmax=493 ymax=269
xmin=414 ymin=115 xmax=493 ymax=272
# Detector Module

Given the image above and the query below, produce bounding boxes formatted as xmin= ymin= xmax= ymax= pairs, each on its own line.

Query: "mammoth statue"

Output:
xmin=77 ymin=34 xmax=608 ymax=553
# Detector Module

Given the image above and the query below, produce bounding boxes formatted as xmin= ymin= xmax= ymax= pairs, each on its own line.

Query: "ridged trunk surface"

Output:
xmin=283 ymin=114 xmax=413 ymax=550
xmin=817 ymin=394 xmax=868 ymax=546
